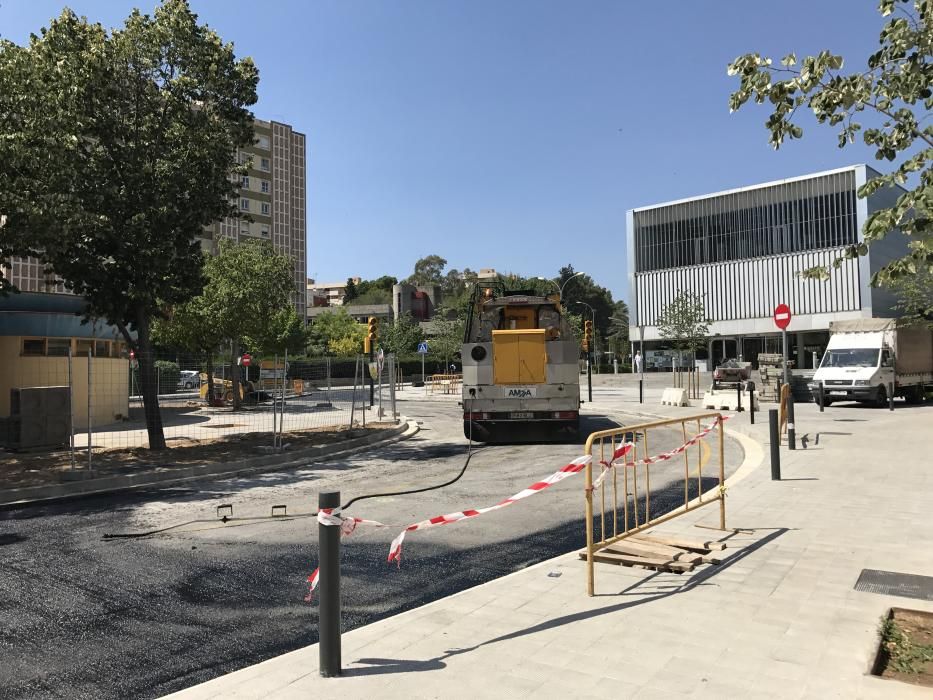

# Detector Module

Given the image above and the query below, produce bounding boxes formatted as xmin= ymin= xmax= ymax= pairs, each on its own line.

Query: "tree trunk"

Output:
xmin=231 ymin=338 xmax=242 ymax=409
xmin=135 ymin=312 xmax=167 ymax=450
xmin=205 ymin=352 xmax=214 ymax=405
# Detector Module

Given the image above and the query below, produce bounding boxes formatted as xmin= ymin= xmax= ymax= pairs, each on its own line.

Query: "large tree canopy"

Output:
xmin=0 ymin=0 xmax=258 ymax=447
xmin=727 ymin=0 xmax=932 ymax=287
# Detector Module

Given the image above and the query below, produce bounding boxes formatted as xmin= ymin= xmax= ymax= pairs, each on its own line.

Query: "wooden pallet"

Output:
xmin=579 ymin=532 xmax=727 ymax=573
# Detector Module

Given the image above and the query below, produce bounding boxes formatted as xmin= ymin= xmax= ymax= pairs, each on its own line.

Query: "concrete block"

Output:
xmin=660 ymin=387 xmax=690 ymax=407
xmin=702 ymin=390 xmax=759 ymax=411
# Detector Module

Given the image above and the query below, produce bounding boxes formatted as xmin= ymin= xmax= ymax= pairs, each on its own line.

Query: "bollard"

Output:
xmin=889 ymin=382 xmax=894 ymax=411
xmin=769 ymin=409 xmax=781 ymax=480
xmin=318 ymin=491 xmax=342 ymax=677
xmin=787 ymin=396 xmax=796 ymax=450
xmin=736 ymin=385 xmax=743 ymax=412
xmin=749 ymin=385 xmax=755 ymax=424
xmin=638 ymin=379 xmax=643 ymax=404
xmin=818 ymin=382 xmax=825 ymax=412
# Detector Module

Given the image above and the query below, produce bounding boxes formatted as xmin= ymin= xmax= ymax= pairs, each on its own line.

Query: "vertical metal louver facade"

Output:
xmin=631 ymin=169 xmax=863 ymax=326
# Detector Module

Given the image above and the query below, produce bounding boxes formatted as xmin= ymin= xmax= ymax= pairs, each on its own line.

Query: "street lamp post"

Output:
xmin=638 ymin=324 xmax=645 ymax=404
xmin=537 ymin=271 xmax=584 ymax=303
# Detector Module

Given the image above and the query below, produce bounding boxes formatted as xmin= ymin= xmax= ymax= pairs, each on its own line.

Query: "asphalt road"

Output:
xmin=0 ymin=390 xmax=742 ymax=700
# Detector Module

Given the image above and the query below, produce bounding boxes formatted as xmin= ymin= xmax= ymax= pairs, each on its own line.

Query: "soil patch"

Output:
xmin=874 ymin=607 xmax=933 ymax=687
xmin=0 ymin=423 xmax=398 ymax=490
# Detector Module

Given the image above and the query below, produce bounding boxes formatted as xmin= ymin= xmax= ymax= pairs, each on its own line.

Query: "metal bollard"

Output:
xmin=889 ymin=382 xmax=894 ymax=411
xmin=787 ymin=396 xmax=796 ymax=450
xmin=318 ymin=491 xmax=342 ymax=677
xmin=736 ymin=385 xmax=743 ymax=412
xmin=818 ymin=382 xmax=825 ymax=412
xmin=639 ymin=379 xmax=643 ymax=404
xmin=769 ymin=409 xmax=781 ymax=480
xmin=749 ymin=385 xmax=755 ymax=424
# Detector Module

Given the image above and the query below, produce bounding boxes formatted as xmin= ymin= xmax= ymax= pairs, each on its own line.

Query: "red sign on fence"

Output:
xmin=241 ymin=353 xmax=252 ymax=367
xmin=773 ymin=304 xmax=792 ymax=330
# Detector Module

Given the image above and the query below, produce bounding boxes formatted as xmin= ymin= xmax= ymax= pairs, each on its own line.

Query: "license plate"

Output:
xmin=510 ymin=412 xmax=534 ymax=420
xmin=829 ymin=390 xmax=847 ymax=396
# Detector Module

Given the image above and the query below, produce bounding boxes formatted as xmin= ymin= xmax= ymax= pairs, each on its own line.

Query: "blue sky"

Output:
xmin=1 ymin=0 xmax=887 ymax=304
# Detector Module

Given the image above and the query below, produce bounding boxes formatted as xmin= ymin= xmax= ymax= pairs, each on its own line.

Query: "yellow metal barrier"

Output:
xmin=583 ymin=412 xmax=726 ymax=596
xmin=428 ymin=373 xmax=462 ymax=394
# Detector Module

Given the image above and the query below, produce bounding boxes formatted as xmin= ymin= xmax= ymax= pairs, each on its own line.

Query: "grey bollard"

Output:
xmin=818 ymin=382 xmax=825 ymax=412
xmin=769 ymin=409 xmax=781 ymax=480
xmin=787 ymin=396 xmax=796 ymax=450
xmin=749 ymin=385 xmax=755 ymax=424
xmin=318 ymin=491 xmax=342 ymax=677
xmin=889 ymin=382 xmax=894 ymax=411
xmin=736 ymin=385 xmax=743 ymax=412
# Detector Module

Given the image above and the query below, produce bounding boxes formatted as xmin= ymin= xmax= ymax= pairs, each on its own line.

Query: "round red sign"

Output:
xmin=773 ymin=304 xmax=792 ymax=330
xmin=242 ymin=353 xmax=252 ymax=367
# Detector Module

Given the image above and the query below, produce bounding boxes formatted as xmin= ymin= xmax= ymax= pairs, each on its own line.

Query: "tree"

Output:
xmin=891 ymin=267 xmax=933 ymax=324
xmin=343 ymin=278 xmax=359 ymax=303
xmin=607 ymin=300 xmax=630 ymax=357
xmin=726 ymin=0 xmax=933 ymax=287
xmin=406 ymin=255 xmax=447 ymax=286
xmin=203 ymin=239 xmax=296 ymax=408
xmin=308 ymin=308 xmax=363 ymax=356
xmin=0 ymin=1 xmax=258 ymax=448
xmin=657 ymin=292 xmax=709 ymax=366
xmin=428 ymin=306 xmax=465 ymax=371
xmin=381 ymin=313 xmax=425 ymax=357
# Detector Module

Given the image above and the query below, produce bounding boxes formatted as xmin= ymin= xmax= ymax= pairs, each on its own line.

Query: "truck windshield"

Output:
xmin=820 ymin=349 xmax=879 ymax=368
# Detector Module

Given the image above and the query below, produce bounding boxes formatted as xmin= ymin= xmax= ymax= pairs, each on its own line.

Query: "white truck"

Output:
xmin=809 ymin=319 xmax=933 ymax=407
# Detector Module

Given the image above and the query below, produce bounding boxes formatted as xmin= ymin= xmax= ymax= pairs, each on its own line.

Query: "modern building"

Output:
xmin=626 ymin=165 xmax=908 ymax=370
xmin=306 ymin=303 xmax=393 ymax=326
xmin=306 ymin=278 xmax=360 ymax=308
xmin=392 ymin=283 xmax=443 ymax=322
xmin=204 ymin=118 xmax=307 ymax=318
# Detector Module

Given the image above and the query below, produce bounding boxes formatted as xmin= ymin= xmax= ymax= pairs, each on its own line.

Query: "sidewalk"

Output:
xmin=163 ymin=391 xmax=933 ymax=699
xmin=0 ymin=420 xmax=416 ymax=509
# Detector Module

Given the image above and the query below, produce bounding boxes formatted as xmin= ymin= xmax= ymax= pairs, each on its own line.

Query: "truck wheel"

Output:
xmin=875 ymin=384 xmax=888 ymax=408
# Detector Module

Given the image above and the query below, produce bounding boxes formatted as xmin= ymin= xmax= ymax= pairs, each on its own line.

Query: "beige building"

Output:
xmin=306 ymin=278 xmax=360 ymax=307
xmin=203 ymin=118 xmax=308 ymax=318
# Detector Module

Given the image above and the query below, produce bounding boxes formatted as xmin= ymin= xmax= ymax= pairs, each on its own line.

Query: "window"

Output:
xmin=47 ymin=339 xmax=71 ymax=357
xmin=256 ymin=135 xmax=270 ymax=149
xmin=241 ymin=176 xmax=250 ymax=189
xmin=240 ymin=198 xmax=250 ymax=211
xmin=261 ymin=180 xmax=270 ymax=194
xmin=75 ymin=339 xmax=94 ymax=357
xmin=95 ymin=341 xmax=111 ymax=358
xmin=22 ymin=338 xmax=45 ymax=356
xmin=261 ymin=202 xmax=270 ymax=215
xmin=260 ymin=227 xmax=270 ymax=237
xmin=260 ymin=157 xmax=270 ymax=171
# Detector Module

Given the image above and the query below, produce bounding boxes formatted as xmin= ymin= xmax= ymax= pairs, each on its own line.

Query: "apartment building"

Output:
xmin=205 ymin=118 xmax=307 ymax=318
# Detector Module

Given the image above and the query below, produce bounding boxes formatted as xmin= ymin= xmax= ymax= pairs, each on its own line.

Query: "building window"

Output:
xmin=260 ymin=227 xmax=270 ymax=237
xmin=22 ymin=338 xmax=45 ymax=356
xmin=75 ymin=339 xmax=94 ymax=357
xmin=240 ymin=198 xmax=250 ymax=211
xmin=47 ymin=338 xmax=72 ymax=357
xmin=241 ymin=176 xmax=250 ymax=189
xmin=95 ymin=341 xmax=111 ymax=358
xmin=261 ymin=180 xmax=270 ymax=194
xmin=256 ymin=135 xmax=270 ymax=149
xmin=261 ymin=202 xmax=270 ymax=215
xmin=260 ymin=157 xmax=270 ymax=171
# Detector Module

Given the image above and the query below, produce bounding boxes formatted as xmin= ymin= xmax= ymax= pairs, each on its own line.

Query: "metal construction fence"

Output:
xmin=0 ymin=347 xmax=400 ymax=460
xmin=583 ymin=412 xmax=727 ymax=596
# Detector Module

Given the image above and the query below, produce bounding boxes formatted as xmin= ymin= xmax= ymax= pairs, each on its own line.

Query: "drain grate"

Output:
xmin=854 ymin=569 xmax=933 ymax=601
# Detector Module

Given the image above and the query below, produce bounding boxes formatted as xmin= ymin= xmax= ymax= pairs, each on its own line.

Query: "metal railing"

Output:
xmin=583 ymin=412 xmax=726 ymax=596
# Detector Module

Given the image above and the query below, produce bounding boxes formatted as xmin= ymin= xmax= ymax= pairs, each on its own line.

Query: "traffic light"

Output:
xmin=365 ymin=316 xmax=379 ymax=355
xmin=583 ymin=320 xmax=593 ymax=353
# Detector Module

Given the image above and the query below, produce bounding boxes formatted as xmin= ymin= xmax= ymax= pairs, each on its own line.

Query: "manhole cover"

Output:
xmin=855 ymin=569 xmax=933 ymax=601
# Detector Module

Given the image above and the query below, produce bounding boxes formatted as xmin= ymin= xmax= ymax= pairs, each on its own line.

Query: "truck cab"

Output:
xmin=811 ymin=338 xmax=893 ymax=406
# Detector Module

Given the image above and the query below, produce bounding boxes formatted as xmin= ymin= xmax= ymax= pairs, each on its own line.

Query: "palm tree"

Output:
xmin=607 ymin=300 xmax=630 ymax=357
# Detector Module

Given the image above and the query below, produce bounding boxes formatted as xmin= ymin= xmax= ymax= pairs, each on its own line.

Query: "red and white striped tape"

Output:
xmin=305 ymin=508 xmax=390 ymax=602
xmin=386 ymin=455 xmax=591 ymax=566
xmin=591 ymin=415 xmax=726 ymax=490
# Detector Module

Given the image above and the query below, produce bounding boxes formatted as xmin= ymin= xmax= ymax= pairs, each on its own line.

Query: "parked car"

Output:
xmin=177 ymin=370 xmax=200 ymax=390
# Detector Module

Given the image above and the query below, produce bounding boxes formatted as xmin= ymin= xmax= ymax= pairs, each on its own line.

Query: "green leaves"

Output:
xmin=657 ymin=292 xmax=709 ymax=352
xmin=727 ymin=0 xmax=932 ymax=287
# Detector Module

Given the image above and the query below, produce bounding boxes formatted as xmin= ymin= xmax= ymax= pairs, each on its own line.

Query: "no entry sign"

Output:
xmin=241 ymin=353 xmax=252 ymax=367
xmin=773 ymin=304 xmax=792 ymax=330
